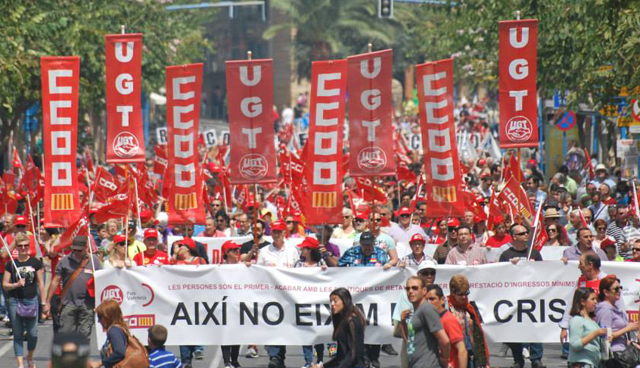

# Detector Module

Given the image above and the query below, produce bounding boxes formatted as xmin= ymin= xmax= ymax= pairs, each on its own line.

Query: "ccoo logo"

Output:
xmin=101 ymin=285 xmax=124 ymax=304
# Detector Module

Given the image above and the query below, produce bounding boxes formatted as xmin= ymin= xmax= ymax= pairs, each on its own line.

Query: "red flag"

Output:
xmin=347 ymin=49 xmax=396 ymax=176
xmin=53 ymin=211 xmax=90 ymax=253
xmin=578 ymin=208 xmax=589 ymax=228
xmin=487 ymin=190 xmax=504 ymax=230
xmin=499 ymin=19 xmax=539 ymax=148
xmin=584 ymin=149 xmax=595 ymax=180
xmin=153 ymin=145 xmax=168 ymax=177
xmin=303 ymin=60 xmax=347 ymax=225
xmin=22 ymin=155 xmax=38 ymax=192
xmin=355 ymin=177 xmax=387 ymax=203
xmin=41 ymin=56 xmax=82 ymax=228
xmin=533 ymin=209 xmax=548 ymax=251
xmin=92 ymin=167 xmax=118 ymax=203
xmin=497 ymin=177 xmax=534 ymax=224
xmin=416 ymin=59 xmax=465 ymax=218
xmin=12 ymin=148 xmax=23 ymax=171
xmin=165 ymin=63 xmax=206 ymax=225
xmin=509 ymin=153 xmax=524 ymax=183
xmin=105 ymin=34 xmax=145 ymax=163
xmin=226 ymin=59 xmax=277 ymax=184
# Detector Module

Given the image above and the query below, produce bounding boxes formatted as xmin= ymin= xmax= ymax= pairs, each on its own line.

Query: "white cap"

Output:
xmin=418 ymin=259 xmax=437 ymax=273
xmin=156 ymin=212 xmax=168 ymax=227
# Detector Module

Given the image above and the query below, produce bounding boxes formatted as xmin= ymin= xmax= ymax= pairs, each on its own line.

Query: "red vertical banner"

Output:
xmin=41 ymin=56 xmax=82 ymax=227
xmin=225 ymin=59 xmax=276 ymax=184
xmin=416 ymin=59 xmax=465 ymax=218
xmin=499 ymin=19 xmax=538 ymax=148
xmin=166 ymin=64 xmax=205 ymax=225
xmin=347 ymin=49 xmax=395 ymax=176
xmin=304 ymin=60 xmax=347 ymax=225
xmin=105 ymin=34 xmax=145 ymax=162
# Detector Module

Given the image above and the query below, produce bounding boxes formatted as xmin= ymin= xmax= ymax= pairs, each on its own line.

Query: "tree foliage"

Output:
xmin=0 ymin=0 xmax=215 ymax=155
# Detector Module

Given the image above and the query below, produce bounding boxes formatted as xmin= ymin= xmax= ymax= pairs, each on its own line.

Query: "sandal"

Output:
xmin=27 ymin=360 xmax=36 ymax=368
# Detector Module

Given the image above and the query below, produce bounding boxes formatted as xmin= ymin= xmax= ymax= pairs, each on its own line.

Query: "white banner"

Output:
xmin=95 ymin=261 xmax=640 ymax=347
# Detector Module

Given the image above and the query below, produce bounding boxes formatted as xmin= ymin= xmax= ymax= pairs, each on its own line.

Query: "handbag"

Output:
xmin=107 ymin=326 xmax=150 ymax=368
xmin=16 ymin=298 xmax=38 ymax=318
xmin=610 ymin=341 xmax=640 ymax=368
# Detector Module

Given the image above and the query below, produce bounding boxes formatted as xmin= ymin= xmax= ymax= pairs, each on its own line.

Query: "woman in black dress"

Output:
xmin=314 ymin=287 xmax=367 ymax=368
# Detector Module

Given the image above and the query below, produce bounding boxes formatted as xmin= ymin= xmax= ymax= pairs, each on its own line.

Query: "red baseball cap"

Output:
xmin=113 ymin=234 xmax=126 ymax=244
xmin=180 ymin=238 xmax=197 ymax=251
xmin=297 ymin=237 xmax=319 ymax=249
xmin=447 ymin=218 xmax=461 ymax=227
xmin=397 ymin=207 xmax=412 ymax=216
xmin=14 ymin=216 xmax=28 ymax=226
xmin=409 ymin=233 xmax=426 ymax=244
xmin=600 ymin=238 xmax=616 ymax=249
xmin=354 ymin=212 xmax=368 ymax=220
xmin=221 ymin=240 xmax=241 ymax=254
xmin=144 ymin=228 xmax=159 ymax=239
xmin=271 ymin=221 xmax=287 ymax=231
xmin=140 ymin=209 xmax=153 ymax=222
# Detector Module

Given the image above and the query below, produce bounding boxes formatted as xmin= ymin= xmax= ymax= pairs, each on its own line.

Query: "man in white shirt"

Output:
xmin=254 ymin=223 xmax=299 ymax=368
xmin=388 ymin=207 xmax=427 ymax=244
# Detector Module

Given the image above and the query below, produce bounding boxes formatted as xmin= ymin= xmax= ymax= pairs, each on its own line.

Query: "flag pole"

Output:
xmin=245 ymin=49 xmax=260 ymax=253
xmin=633 ymin=180 xmax=640 ymax=220
xmin=527 ymin=198 xmax=544 ymax=260
xmin=85 ymin=173 xmax=97 ymax=272
xmin=0 ymin=235 xmax=22 ymax=280
xmin=25 ymin=194 xmax=42 ymax=258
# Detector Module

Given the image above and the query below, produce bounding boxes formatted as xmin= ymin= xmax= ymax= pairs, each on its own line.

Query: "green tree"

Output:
xmin=0 ymin=0 xmax=214 ymax=162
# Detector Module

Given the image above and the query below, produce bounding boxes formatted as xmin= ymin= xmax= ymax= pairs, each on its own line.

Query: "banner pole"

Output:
xmin=133 ymin=176 xmax=142 ymax=229
xmin=633 ymin=181 xmax=640 ymax=220
xmin=371 ymin=177 xmax=377 ymax=235
xmin=515 ymin=10 xmax=521 ymax=20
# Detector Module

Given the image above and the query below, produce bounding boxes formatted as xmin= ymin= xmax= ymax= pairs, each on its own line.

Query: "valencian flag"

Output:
xmin=105 ymin=34 xmax=145 ymax=163
xmin=165 ymin=63 xmax=206 ymax=225
xmin=499 ymin=19 xmax=539 ymax=148
xmin=416 ymin=59 xmax=465 ymax=218
xmin=225 ymin=59 xmax=277 ymax=184
xmin=347 ymin=49 xmax=396 ymax=176
xmin=303 ymin=60 xmax=347 ymax=225
xmin=41 ymin=56 xmax=82 ymax=228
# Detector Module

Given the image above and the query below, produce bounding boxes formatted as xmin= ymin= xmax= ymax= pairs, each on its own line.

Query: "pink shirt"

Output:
xmin=444 ymin=243 xmax=488 ymax=265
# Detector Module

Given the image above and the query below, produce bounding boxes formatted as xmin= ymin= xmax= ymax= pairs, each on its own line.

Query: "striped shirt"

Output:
xmin=149 ymin=348 xmax=182 ymax=368
xmin=606 ymin=222 xmax=631 ymax=259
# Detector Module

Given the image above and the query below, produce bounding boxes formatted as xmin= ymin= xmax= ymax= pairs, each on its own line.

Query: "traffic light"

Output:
xmin=379 ymin=0 xmax=393 ymax=18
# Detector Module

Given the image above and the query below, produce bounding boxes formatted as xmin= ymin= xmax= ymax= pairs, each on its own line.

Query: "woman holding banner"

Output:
xmin=2 ymin=232 xmax=47 ymax=368
xmin=567 ymin=287 xmax=608 ymax=368
xmin=314 ymin=288 xmax=366 ymax=368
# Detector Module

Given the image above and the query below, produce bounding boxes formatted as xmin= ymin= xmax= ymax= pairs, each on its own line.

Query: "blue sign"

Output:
xmin=556 ymin=111 xmax=577 ymax=131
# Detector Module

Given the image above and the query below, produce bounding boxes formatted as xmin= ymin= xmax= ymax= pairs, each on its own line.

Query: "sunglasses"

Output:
xmin=17 ymin=244 xmax=30 ymax=248
xmin=515 ymin=231 xmax=529 ymax=236
xmin=610 ymin=286 xmax=623 ymax=292
xmin=115 ymin=242 xmax=126 ymax=247
xmin=400 ymin=214 xmax=411 ymax=218
xmin=632 ymin=248 xmax=640 ymax=252
xmin=373 ymin=219 xmax=382 ymax=223
xmin=547 ymin=229 xmax=558 ymax=233
xmin=343 ymin=216 xmax=352 ymax=220
xmin=405 ymin=286 xmax=421 ymax=292
xmin=454 ymin=291 xmax=470 ymax=297
xmin=418 ymin=270 xmax=436 ymax=276
xmin=286 ymin=221 xmax=294 ymax=224
xmin=212 ymin=203 xmax=222 ymax=207
xmin=448 ymin=227 xmax=457 ymax=232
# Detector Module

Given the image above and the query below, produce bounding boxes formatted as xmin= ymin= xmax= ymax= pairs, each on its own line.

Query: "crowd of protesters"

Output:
xmin=1 ymin=99 xmax=640 ymax=368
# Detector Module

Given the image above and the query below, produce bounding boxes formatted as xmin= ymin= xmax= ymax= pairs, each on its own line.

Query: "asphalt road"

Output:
xmin=0 ymin=319 xmax=568 ymax=368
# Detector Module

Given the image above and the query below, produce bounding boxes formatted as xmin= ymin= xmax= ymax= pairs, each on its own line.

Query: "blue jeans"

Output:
xmin=507 ymin=343 xmax=543 ymax=364
xmin=179 ymin=345 xmax=203 ymax=363
xmin=303 ymin=344 xmax=324 ymax=365
xmin=8 ymin=297 xmax=38 ymax=357
xmin=267 ymin=345 xmax=286 ymax=363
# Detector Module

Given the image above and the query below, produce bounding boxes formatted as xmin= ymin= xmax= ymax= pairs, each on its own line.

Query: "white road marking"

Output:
xmin=0 ymin=341 xmax=13 ymax=358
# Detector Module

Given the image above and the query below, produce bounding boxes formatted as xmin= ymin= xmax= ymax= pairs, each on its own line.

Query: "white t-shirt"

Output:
xmin=257 ymin=243 xmax=300 ymax=268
